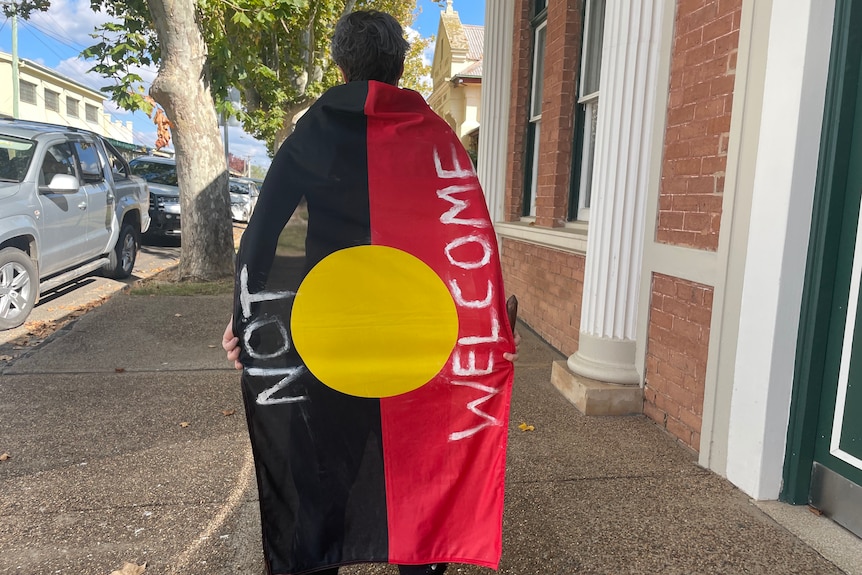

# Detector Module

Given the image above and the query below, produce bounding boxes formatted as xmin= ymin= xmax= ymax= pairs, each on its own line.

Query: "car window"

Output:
xmin=74 ymin=141 xmax=104 ymax=183
xmin=0 ymin=136 xmax=36 ymax=183
xmin=40 ymin=143 xmax=77 ymax=187
xmin=130 ymin=160 xmax=178 ymax=186
xmin=230 ymin=181 xmax=251 ymax=194
xmin=105 ymin=145 xmax=128 ymax=179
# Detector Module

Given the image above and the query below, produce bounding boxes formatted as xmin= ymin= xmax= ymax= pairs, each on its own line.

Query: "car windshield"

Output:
xmin=0 ymin=136 xmax=37 ymax=183
xmin=130 ymin=159 xmax=178 ymax=186
xmin=230 ymin=181 xmax=254 ymax=195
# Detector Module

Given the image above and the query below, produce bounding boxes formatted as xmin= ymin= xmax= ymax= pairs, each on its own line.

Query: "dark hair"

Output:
xmin=331 ymin=10 xmax=409 ymax=85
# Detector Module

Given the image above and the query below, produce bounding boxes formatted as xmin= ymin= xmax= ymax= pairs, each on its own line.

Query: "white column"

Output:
xmin=567 ymin=0 xmax=664 ymax=385
xmin=476 ymin=0 xmax=514 ymax=223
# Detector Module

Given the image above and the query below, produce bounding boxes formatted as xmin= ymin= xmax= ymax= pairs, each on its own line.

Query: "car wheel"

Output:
xmin=0 ymin=247 xmax=38 ymax=330
xmin=104 ymin=223 xmax=138 ymax=279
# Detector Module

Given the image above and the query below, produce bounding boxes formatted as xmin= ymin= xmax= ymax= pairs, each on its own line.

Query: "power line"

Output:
xmin=36 ymin=13 xmax=89 ymax=52
xmin=20 ymin=18 xmax=88 ymax=57
xmin=18 ymin=19 xmax=68 ymax=62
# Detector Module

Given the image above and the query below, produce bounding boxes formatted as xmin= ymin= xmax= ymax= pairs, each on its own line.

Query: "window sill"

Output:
xmin=494 ymin=220 xmax=588 ymax=255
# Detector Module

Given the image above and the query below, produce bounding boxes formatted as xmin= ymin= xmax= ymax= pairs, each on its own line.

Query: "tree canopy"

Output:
xmin=77 ymin=0 xmax=432 ymax=154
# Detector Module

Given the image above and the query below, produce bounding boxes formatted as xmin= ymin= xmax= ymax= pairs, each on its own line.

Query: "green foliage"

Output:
xmin=249 ymin=163 xmax=268 ymax=179
xmin=16 ymin=0 xmax=432 ymax=154
xmin=401 ymin=30 xmax=432 ymax=96
xmin=200 ymin=0 xmax=434 ymax=153
xmin=83 ymin=0 xmax=160 ymax=113
xmin=1 ymin=0 xmax=51 ymax=18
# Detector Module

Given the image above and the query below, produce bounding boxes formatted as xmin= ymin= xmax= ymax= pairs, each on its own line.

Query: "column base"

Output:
xmin=551 ymin=361 xmax=643 ymax=416
xmin=567 ymin=332 xmax=641 ymax=385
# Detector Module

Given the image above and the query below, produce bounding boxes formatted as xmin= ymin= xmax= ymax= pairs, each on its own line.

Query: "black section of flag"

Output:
xmin=235 ymin=82 xmax=390 ymax=574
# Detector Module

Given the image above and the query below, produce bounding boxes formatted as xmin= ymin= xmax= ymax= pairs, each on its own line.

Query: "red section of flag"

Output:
xmin=365 ymin=82 xmax=515 ymax=568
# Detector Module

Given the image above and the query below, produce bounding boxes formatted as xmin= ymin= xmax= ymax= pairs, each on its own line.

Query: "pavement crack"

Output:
xmin=0 ymin=367 xmax=239 ymax=376
xmin=508 ymin=469 xmax=712 ymax=485
xmin=1 ymin=497 xmax=260 ymax=517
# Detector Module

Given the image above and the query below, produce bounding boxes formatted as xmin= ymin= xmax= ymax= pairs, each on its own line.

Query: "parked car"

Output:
xmin=229 ymin=177 xmax=260 ymax=223
xmin=0 ymin=118 xmax=150 ymax=329
xmin=129 ymin=155 xmax=181 ymax=238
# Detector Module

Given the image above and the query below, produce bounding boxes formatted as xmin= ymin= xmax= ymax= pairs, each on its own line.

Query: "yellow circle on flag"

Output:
xmin=291 ymin=245 xmax=459 ymax=398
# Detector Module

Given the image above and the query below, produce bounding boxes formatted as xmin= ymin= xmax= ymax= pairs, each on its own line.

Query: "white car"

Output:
xmin=229 ymin=178 xmax=260 ymax=223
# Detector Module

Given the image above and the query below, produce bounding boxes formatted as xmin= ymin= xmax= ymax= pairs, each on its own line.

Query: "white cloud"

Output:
xmin=27 ymin=0 xmax=116 ymax=50
xmin=54 ymin=56 xmax=102 ymax=91
xmin=405 ymin=25 xmax=421 ymax=40
xmin=54 ymin=55 xmax=157 ymax=94
xmin=406 ymin=25 xmax=435 ymax=66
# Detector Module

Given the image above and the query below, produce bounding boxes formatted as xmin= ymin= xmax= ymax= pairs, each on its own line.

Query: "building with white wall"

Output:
xmin=427 ymin=1 xmax=483 ymax=163
xmin=0 ymin=51 xmax=135 ymax=147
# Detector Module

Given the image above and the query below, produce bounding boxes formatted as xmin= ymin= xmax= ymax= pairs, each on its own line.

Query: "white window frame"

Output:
xmin=574 ymin=0 xmax=606 ymax=222
xmin=66 ymin=96 xmax=79 ymax=118
xmin=85 ymin=103 xmax=99 ymax=124
xmin=45 ymin=89 xmax=60 ymax=112
xmin=525 ymin=19 xmax=548 ymax=219
xmin=19 ymin=80 xmax=37 ymax=105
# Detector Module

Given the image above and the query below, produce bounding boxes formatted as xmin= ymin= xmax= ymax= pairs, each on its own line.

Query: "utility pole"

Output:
xmin=223 ymin=114 xmax=229 ymax=172
xmin=7 ymin=1 xmax=20 ymax=118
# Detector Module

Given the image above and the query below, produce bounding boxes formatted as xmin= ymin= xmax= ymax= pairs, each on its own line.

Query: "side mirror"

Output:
xmin=39 ymin=173 xmax=80 ymax=194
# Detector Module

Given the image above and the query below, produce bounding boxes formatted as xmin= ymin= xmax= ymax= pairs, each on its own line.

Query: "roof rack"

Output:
xmin=0 ymin=116 xmax=84 ymax=133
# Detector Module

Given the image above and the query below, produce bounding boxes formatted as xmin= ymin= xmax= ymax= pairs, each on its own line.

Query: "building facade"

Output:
xmin=0 ymin=51 xmax=135 ymax=146
xmin=478 ymin=0 xmax=862 ymax=538
xmin=428 ymin=1 xmax=484 ymax=162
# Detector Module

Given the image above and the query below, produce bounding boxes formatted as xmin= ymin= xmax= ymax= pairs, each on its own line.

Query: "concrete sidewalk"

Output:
xmin=0 ymin=290 xmax=858 ymax=575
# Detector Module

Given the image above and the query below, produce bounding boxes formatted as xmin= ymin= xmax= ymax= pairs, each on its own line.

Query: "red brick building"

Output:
xmin=476 ymin=0 xmax=862 ymax=537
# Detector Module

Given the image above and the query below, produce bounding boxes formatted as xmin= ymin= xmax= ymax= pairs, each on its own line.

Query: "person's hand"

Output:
xmin=503 ymin=331 xmax=521 ymax=363
xmin=222 ymin=319 xmax=243 ymax=370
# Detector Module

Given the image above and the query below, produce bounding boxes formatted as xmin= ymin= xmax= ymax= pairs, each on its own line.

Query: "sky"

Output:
xmin=0 ymin=0 xmax=484 ymax=171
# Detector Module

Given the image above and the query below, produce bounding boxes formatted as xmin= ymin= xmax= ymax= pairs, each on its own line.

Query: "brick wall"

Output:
xmin=644 ymin=273 xmax=713 ymax=451
xmin=504 ymin=0 xmax=581 ymax=225
xmin=500 ymin=238 xmax=584 ymax=356
xmin=657 ymin=0 xmax=743 ymax=251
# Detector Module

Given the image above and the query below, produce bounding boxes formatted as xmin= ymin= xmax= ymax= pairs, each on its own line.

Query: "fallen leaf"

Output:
xmin=179 ymin=422 xmax=190 ymax=428
xmin=0 ymin=453 xmax=10 ymax=461
xmin=222 ymin=409 xmax=236 ymax=417
xmin=0 ymin=355 xmax=12 ymax=362
xmin=115 ymin=368 xmax=126 ymax=373
xmin=518 ymin=422 xmax=535 ymax=432
xmin=808 ymin=505 xmax=823 ymax=516
xmin=110 ymin=562 xmax=147 ymax=575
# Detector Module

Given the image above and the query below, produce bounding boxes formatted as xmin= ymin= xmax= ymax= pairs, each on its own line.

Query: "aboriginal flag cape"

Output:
xmin=233 ymin=80 xmax=515 ymax=575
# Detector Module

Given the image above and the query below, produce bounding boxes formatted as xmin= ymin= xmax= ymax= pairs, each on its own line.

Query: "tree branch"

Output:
xmin=341 ymin=0 xmax=357 ymax=17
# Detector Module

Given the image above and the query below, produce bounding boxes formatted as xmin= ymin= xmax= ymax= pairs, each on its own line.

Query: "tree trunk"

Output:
xmin=147 ymin=0 xmax=235 ymax=281
xmin=273 ymin=100 xmax=314 ymax=152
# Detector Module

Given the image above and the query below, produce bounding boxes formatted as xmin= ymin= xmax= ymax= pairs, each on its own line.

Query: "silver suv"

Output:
xmin=0 ymin=118 xmax=150 ymax=329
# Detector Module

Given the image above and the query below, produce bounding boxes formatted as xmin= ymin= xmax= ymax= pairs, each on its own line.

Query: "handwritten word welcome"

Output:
xmin=434 ymin=145 xmax=506 ymax=442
